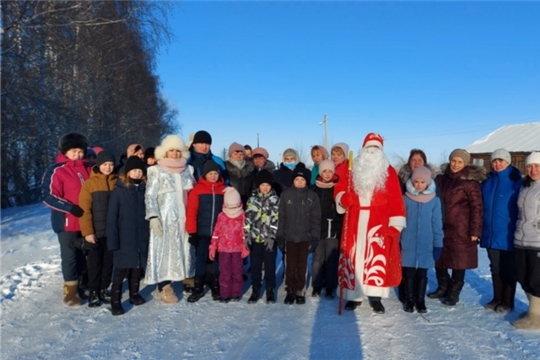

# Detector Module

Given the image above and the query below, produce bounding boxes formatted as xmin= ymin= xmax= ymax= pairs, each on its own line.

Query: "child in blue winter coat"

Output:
xmin=400 ymin=166 xmax=443 ymax=313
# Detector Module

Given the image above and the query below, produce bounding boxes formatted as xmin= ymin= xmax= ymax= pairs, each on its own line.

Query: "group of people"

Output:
xmin=41 ymin=130 xmax=540 ymax=330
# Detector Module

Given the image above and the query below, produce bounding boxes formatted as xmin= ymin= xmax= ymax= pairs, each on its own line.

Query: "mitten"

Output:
xmin=309 ymin=237 xmax=319 ymax=253
xmin=241 ymin=247 xmax=250 ymax=259
xmin=433 ymin=247 xmax=442 ymax=262
xmin=265 ymin=238 xmax=275 ymax=251
xmin=339 ymin=192 xmax=356 ymax=209
xmin=188 ymin=234 xmax=199 ymax=246
xmin=70 ymin=205 xmax=84 ymax=218
xmin=150 ymin=218 xmax=163 ymax=237
xmin=209 ymin=245 xmax=217 ymax=261
xmin=70 ymin=237 xmax=98 ymax=251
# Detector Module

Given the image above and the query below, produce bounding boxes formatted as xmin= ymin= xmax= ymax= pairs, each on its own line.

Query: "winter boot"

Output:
xmin=110 ymin=281 xmax=124 ymax=316
xmin=63 ymin=281 xmax=81 ymax=307
xmin=296 ymin=291 xmax=306 ymax=305
xmin=403 ymin=277 xmax=415 ymax=313
xmin=266 ymin=287 xmax=275 ymax=304
xmin=187 ymin=276 xmax=206 ymax=303
xmin=88 ymin=290 xmax=101 ymax=308
xmin=485 ymin=274 xmax=503 ymax=310
xmin=128 ymin=270 xmax=146 ymax=306
xmin=398 ymin=278 xmax=406 ymax=303
xmin=183 ymin=277 xmax=195 ymax=293
xmin=443 ymin=279 xmax=464 ymax=306
xmin=344 ymin=301 xmax=361 ymax=311
xmin=495 ymin=278 xmax=516 ymax=314
xmin=513 ymin=295 xmax=540 ymax=330
xmin=427 ymin=272 xmax=450 ymax=299
xmin=370 ymin=298 xmax=385 ymax=314
xmin=415 ymin=275 xmax=428 ymax=313
xmin=248 ymin=288 xmax=260 ymax=304
xmin=211 ymin=275 xmax=221 ymax=301
xmin=325 ymin=288 xmax=335 ymax=300
xmin=312 ymin=287 xmax=322 ymax=297
xmin=153 ymin=284 xmax=179 ymax=304
xmin=99 ymin=289 xmax=112 ymax=304
xmin=284 ymin=290 xmax=295 ymax=305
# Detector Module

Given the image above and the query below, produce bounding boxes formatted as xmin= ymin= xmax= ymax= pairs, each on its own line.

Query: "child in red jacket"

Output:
xmin=209 ymin=187 xmax=250 ymax=302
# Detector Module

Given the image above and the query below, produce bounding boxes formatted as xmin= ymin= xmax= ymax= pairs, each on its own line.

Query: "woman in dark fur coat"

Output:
xmin=428 ymin=149 xmax=486 ymax=306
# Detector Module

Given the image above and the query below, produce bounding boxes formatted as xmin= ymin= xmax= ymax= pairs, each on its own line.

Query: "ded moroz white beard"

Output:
xmin=353 ymin=147 xmax=389 ymax=202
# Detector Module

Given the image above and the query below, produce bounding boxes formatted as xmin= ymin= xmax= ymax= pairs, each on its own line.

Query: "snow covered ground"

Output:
xmin=1 ymin=204 xmax=538 ymax=359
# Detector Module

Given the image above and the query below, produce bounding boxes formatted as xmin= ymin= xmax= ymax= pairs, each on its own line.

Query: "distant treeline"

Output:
xmin=1 ymin=1 xmax=178 ymax=208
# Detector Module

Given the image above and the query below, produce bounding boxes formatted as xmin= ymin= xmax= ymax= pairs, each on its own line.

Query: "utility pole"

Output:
xmin=257 ymin=133 xmax=260 ymax=147
xmin=319 ymin=114 xmax=329 ymax=150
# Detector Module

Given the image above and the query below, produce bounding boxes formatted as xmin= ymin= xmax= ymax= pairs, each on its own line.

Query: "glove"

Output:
xmin=70 ymin=205 xmax=84 ymax=218
xmin=309 ymin=237 xmax=319 ymax=253
xmin=339 ymin=192 xmax=356 ymax=209
xmin=70 ymin=237 xmax=98 ymax=251
xmin=265 ymin=238 xmax=275 ymax=251
xmin=188 ymin=234 xmax=199 ymax=246
xmin=241 ymin=247 xmax=250 ymax=259
xmin=276 ymin=236 xmax=286 ymax=254
xmin=433 ymin=247 xmax=442 ymax=262
xmin=150 ymin=218 xmax=163 ymax=237
xmin=209 ymin=245 xmax=217 ymax=261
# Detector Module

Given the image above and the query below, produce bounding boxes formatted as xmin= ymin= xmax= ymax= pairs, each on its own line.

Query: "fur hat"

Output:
xmin=59 ymin=132 xmax=88 ymax=154
xmin=449 ymin=149 xmax=470 ymax=165
xmin=282 ymin=148 xmax=299 ymax=161
xmin=491 ymin=148 xmax=511 ymax=164
xmin=192 ymin=130 xmax=212 ymax=145
xmin=202 ymin=160 xmax=220 ymax=177
xmin=125 ymin=156 xmax=146 ymax=175
xmin=256 ymin=170 xmax=274 ymax=187
xmin=525 ymin=151 xmax=540 ymax=166
xmin=411 ymin=166 xmax=432 ymax=184
xmin=155 ymin=135 xmax=190 ymax=160
xmin=318 ymin=159 xmax=335 ymax=176
xmin=311 ymin=145 xmax=329 ymax=160
xmin=222 ymin=187 xmax=243 ymax=218
xmin=95 ymin=151 xmax=116 ymax=168
xmin=362 ymin=133 xmax=384 ymax=149
xmin=331 ymin=143 xmax=349 ymax=156
xmin=228 ymin=142 xmax=245 ymax=158
xmin=292 ymin=166 xmax=311 ymax=184
xmin=126 ymin=144 xmax=144 ymax=158
xmin=252 ymin=147 xmax=269 ymax=160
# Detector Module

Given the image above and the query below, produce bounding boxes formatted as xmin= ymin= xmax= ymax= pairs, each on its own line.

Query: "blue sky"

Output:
xmin=155 ymin=1 xmax=540 ymax=166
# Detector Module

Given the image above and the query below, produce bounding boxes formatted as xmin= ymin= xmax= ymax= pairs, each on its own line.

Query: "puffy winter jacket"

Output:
xmin=188 ymin=149 xmax=229 ymax=185
xmin=480 ymin=166 xmax=522 ymax=250
xmin=79 ymin=167 xmax=118 ymax=238
xmin=211 ymin=212 xmax=246 ymax=253
xmin=277 ymin=186 xmax=321 ymax=243
xmin=514 ymin=179 xmax=540 ymax=250
xmin=244 ymin=189 xmax=280 ymax=245
xmin=313 ymin=181 xmax=343 ymax=240
xmin=273 ymin=162 xmax=307 ymax=196
xmin=225 ymin=160 xmax=256 ymax=207
xmin=186 ymin=177 xmax=226 ymax=237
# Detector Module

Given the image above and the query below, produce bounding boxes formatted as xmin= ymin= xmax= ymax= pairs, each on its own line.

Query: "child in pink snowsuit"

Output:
xmin=210 ymin=187 xmax=250 ymax=302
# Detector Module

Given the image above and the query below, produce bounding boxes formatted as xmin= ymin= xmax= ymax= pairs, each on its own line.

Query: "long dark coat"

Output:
xmin=435 ymin=165 xmax=485 ymax=270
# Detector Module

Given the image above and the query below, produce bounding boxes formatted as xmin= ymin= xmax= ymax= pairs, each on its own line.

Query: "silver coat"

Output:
xmin=144 ymin=165 xmax=196 ymax=284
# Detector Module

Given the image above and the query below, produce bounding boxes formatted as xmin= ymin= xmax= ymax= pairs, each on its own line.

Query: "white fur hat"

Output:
xmin=525 ymin=151 xmax=540 ymax=166
xmin=155 ymin=135 xmax=190 ymax=160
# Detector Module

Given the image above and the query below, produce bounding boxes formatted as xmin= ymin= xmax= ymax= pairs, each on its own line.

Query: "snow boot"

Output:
xmin=370 ymin=299 xmax=385 ymax=314
xmin=183 ymin=277 xmax=195 ymax=293
xmin=187 ymin=276 xmax=205 ymax=303
xmin=63 ymin=281 xmax=81 ymax=307
xmin=403 ymin=277 xmax=415 ymax=313
xmin=513 ymin=295 xmax=540 ymax=330
xmin=312 ymin=287 xmax=322 ymax=297
xmin=248 ymin=288 xmax=260 ymax=304
xmin=325 ymin=288 xmax=335 ymax=300
xmin=415 ymin=275 xmax=428 ymax=313
xmin=443 ymin=279 xmax=464 ymax=306
xmin=344 ymin=301 xmax=361 ymax=311
xmin=266 ymin=288 xmax=275 ymax=304
xmin=88 ymin=290 xmax=100 ymax=308
xmin=485 ymin=273 xmax=503 ymax=310
xmin=211 ymin=275 xmax=221 ymax=301
xmin=99 ymin=289 xmax=112 ymax=304
xmin=427 ymin=272 xmax=450 ymax=299
xmin=110 ymin=279 xmax=124 ymax=316
xmin=398 ymin=278 xmax=406 ymax=303
xmin=495 ymin=278 xmax=516 ymax=314
xmin=296 ymin=293 xmax=306 ymax=305
xmin=128 ymin=269 xmax=145 ymax=306
xmin=284 ymin=290 xmax=295 ymax=305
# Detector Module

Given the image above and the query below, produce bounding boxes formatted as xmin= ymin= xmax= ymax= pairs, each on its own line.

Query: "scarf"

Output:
xmin=315 ymin=175 xmax=338 ymax=189
xmin=229 ymin=159 xmax=245 ymax=169
xmin=405 ymin=178 xmax=436 ymax=203
xmin=158 ymin=157 xmax=187 ymax=174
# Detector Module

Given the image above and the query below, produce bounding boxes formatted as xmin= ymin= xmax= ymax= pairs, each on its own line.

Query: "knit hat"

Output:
xmin=525 ymin=151 xmax=540 ymax=166
xmin=256 ymin=170 xmax=274 ymax=187
xmin=95 ymin=150 xmax=116 ymax=168
xmin=252 ymin=147 xmax=269 ymax=159
xmin=318 ymin=159 xmax=335 ymax=176
xmin=282 ymin=148 xmax=299 ymax=161
xmin=362 ymin=133 xmax=384 ymax=149
xmin=222 ymin=187 xmax=243 ymax=218
xmin=144 ymin=147 xmax=155 ymax=160
xmin=125 ymin=156 xmax=146 ymax=175
xmin=228 ymin=142 xmax=245 ymax=158
xmin=411 ymin=166 xmax=432 ymax=184
xmin=59 ymin=132 xmax=88 ymax=154
xmin=92 ymin=146 xmax=104 ymax=155
xmin=332 ymin=143 xmax=349 ymax=156
xmin=86 ymin=148 xmax=96 ymax=158
xmin=155 ymin=135 xmax=190 ymax=160
xmin=491 ymin=148 xmax=511 ymax=164
xmin=192 ymin=130 xmax=212 ymax=145
xmin=202 ymin=160 xmax=220 ymax=177
xmin=449 ymin=149 xmax=470 ymax=165
xmin=312 ymin=145 xmax=329 ymax=160
xmin=126 ymin=143 xmax=144 ymax=158
xmin=292 ymin=166 xmax=311 ymax=184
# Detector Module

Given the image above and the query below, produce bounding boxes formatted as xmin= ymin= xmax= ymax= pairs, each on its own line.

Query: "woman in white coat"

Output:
xmin=145 ymin=135 xmax=195 ymax=303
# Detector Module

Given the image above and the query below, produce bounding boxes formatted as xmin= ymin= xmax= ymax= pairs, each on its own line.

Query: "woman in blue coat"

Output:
xmin=400 ymin=166 xmax=443 ymax=313
xmin=480 ymin=149 xmax=522 ymax=314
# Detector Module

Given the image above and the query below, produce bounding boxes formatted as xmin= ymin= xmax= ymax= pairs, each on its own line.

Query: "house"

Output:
xmin=466 ymin=122 xmax=540 ymax=174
